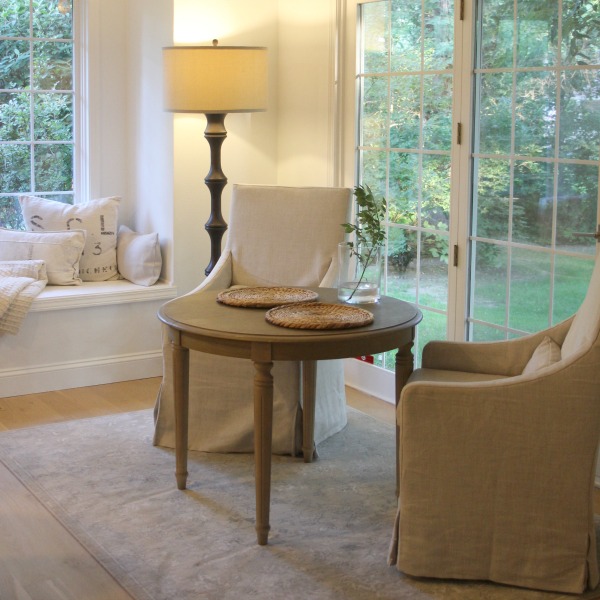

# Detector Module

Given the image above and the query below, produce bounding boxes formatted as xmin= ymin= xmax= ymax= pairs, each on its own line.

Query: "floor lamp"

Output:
xmin=163 ymin=41 xmax=268 ymax=275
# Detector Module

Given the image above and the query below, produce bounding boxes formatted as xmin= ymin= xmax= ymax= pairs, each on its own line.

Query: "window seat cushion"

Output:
xmin=31 ymin=280 xmax=177 ymax=312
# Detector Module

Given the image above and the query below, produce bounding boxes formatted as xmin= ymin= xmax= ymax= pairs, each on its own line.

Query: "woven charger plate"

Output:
xmin=216 ymin=287 xmax=319 ymax=308
xmin=265 ymin=302 xmax=374 ymax=330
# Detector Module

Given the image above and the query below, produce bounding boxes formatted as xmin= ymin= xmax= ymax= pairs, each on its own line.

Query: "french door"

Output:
xmin=342 ymin=0 xmax=600 ymax=369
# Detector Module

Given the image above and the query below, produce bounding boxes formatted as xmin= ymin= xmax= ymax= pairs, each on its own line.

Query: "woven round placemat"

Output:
xmin=216 ymin=287 xmax=319 ymax=308
xmin=265 ymin=302 xmax=374 ymax=330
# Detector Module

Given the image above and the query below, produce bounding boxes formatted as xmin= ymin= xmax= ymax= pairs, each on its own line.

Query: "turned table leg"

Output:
xmin=172 ymin=339 xmax=190 ymax=491
xmin=253 ymin=359 xmax=274 ymax=545
xmin=395 ymin=336 xmax=415 ymax=497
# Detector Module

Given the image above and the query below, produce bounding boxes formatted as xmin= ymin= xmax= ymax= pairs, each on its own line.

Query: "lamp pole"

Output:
xmin=203 ymin=113 xmax=228 ymax=275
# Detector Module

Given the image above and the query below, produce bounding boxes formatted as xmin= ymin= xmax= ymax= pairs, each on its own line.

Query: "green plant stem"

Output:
xmin=348 ymin=244 xmax=376 ymax=301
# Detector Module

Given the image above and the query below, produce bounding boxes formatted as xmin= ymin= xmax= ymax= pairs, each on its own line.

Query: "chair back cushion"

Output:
xmin=562 ymin=258 xmax=600 ymax=360
xmin=226 ymin=184 xmax=351 ymax=287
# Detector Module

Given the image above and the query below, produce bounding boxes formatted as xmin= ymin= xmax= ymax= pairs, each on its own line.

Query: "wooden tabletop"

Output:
xmin=158 ymin=287 xmax=422 ymax=361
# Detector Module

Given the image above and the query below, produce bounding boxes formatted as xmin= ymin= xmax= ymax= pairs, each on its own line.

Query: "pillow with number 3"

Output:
xmin=19 ymin=195 xmax=120 ymax=282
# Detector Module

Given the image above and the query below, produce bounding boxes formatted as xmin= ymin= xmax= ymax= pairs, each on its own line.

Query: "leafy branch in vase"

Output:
xmin=342 ymin=184 xmax=387 ymax=300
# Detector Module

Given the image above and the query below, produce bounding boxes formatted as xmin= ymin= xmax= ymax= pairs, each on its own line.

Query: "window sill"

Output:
xmin=31 ymin=280 xmax=178 ymax=312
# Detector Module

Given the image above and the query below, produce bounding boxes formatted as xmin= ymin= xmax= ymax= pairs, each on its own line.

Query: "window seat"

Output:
xmin=1 ymin=280 xmax=177 ymax=398
xmin=32 ymin=279 xmax=177 ymax=312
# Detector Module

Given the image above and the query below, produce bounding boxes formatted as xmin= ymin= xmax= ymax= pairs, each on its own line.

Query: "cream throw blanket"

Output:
xmin=0 ymin=260 xmax=48 ymax=335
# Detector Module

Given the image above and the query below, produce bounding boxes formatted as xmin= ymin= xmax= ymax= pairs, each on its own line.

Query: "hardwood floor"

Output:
xmin=0 ymin=379 xmax=598 ymax=599
xmin=0 ymin=379 xmax=160 ymax=600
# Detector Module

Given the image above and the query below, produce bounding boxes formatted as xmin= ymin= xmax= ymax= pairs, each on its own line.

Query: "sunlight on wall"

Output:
xmin=173 ymin=0 xmax=236 ymax=43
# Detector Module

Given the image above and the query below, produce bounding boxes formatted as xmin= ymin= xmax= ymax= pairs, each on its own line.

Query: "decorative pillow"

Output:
xmin=0 ymin=228 xmax=86 ymax=285
xmin=19 ymin=195 xmax=120 ymax=282
xmin=117 ymin=225 xmax=162 ymax=286
xmin=522 ymin=336 xmax=562 ymax=375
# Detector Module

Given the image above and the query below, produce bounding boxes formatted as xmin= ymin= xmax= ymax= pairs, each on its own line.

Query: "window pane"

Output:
xmin=33 ymin=0 xmax=73 ymax=40
xmin=361 ymin=1 xmax=389 ymax=73
xmin=471 ymin=322 xmax=507 ymax=341
xmin=423 ymin=0 xmax=454 ymax=70
xmin=33 ymin=41 xmax=73 ymax=90
xmin=516 ymin=0 xmax=558 ymax=67
xmin=553 ymin=256 xmax=593 ymax=323
xmin=477 ymin=72 xmax=512 ymax=155
xmin=422 ymin=74 xmax=452 ymax=151
xmin=34 ymin=93 xmax=73 ymax=141
xmin=420 ymin=232 xmax=449 ymax=310
xmin=556 ymin=163 xmax=598 ymax=253
xmin=0 ymin=92 xmax=30 ymax=141
xmin=360 ymin=150 xmax=387 ymax=199
xmin=479 ymin=0 xmax=514 ymax=69
xmin=514 ymin=71 xmax=556 ymax=157
xmin=34 ymin=143 xmax=73 ymax=191
xmin=386 ymin=227 xmax=417 ymax=302
xmin=509 ymin=248 xmax=551 ymax=331
xmin=559 ymin=70 xmax=600 ymax=161
xmin=513 ymin=160 xmax=554 ymax=247
xmin=391 ymin=0 xmax=422 ymax=72
xmin=562 ymin=0 xmax=600 ymax=66
xmin=361 ymin=76 xmax=388 ymax=147
xmin=0 ymin=196 xmax=25 ymax=229
xmin=421 ymin=154 xmax=450 ymax=227
xmin=389 ymin=152 xmax=418 ymax=215
xmin=0 ymin=144 xmax=31 ymax=192
xmin=471 ymin=242 xmax=507 ymax=327
xmin=0 ymin=0 xmax=30 ymax=37
xmin=0 ymin=40 xmax=30 ymax=89
xmin=414 ymin=309 xmax=447 ymax=364
xmin=473 ymin=157 xmax=511 ymax=241
xmin=390 ymin=75 xmax=420 ymax=149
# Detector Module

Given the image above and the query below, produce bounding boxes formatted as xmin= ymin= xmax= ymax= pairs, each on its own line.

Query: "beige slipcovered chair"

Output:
xmin=389 ymin=258 xmax=600 ymax=594
xmin=154 ymin=184 xmax=351 ymax=455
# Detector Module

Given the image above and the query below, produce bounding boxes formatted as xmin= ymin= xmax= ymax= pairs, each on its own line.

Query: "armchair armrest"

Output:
xmin=319 ymin=256 xmax=338 ymax=288
xmin=421 ymin=317 xmax=573 ymax=376
xmin=186 ymin=250 xmax=233 ymax=295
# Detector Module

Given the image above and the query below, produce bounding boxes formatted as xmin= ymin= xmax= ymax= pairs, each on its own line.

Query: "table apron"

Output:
xmin=178 ymin=327 xmax=415 ymax=361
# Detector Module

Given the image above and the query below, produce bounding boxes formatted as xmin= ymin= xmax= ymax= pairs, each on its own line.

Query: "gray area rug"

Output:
xmin=0 ymin=408 xmax=598 ymax=600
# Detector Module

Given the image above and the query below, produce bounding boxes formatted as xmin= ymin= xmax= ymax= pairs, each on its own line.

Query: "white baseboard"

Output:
xmin=343 ymin=358 xmax=395 ymax=404
xmin=0 ymin=351 xmax=163 ymax=398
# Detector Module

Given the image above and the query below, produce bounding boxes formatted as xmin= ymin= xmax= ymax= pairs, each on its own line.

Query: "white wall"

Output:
xmin=124 ymin=0 xmax=175 ymax=282
xmin=276 ymin=0 xmax=339 ymax=187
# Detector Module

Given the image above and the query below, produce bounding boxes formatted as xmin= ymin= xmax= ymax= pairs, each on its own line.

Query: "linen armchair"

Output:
xmin=389 ymin=258 xmax=600 ymax=594
xmin=154 ymin=184 xmax=351 ymax=455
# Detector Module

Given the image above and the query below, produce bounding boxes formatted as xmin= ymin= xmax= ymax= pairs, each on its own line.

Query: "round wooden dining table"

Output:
xmin=158 ymin=287 xmax=422 ymax=545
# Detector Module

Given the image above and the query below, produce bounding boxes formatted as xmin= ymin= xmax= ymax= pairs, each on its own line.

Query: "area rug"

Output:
xmin=0 ymin=409 xmax=598 ymax=600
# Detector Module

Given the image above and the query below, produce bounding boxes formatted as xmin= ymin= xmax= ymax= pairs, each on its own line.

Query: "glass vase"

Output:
xmin=337 ymin=242 xmax=382 ymax=304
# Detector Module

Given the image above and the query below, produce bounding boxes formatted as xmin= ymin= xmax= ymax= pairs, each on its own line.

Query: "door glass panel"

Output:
xmin=556 ymin=164 xmax=599 ymax=254
xmin=516 ymin=0 xmax=558 ymax=67
xmin=553 ymin=256 xmax=594 ymax=322
xmin=514 ymin=71 xmax=556 ymax=157
xmin=508 ymin=248 xmax=551 ymax=332
xmin=469 ymin=0 xmax=600 ymax=340
xmin=479 ymin=0 xmax=513 ymax=69
xmin=559 ymin=70 xmax=600 ymax=161
xmin=471 ymin=241 xmax=508 ymax=327
xmin=390 ymin=76 xmax=420 ymax=149
xmin=512 ymin=160 xmax=554 ymax=247
xmin=473 ymin=158 xmax=511 ymax=241
xmin=477 ymin=72 xmax=512 ymax=155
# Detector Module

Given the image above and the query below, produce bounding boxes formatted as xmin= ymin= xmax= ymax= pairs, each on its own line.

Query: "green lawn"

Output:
xmin=374 ymin=251 xmax=594 ymax=368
